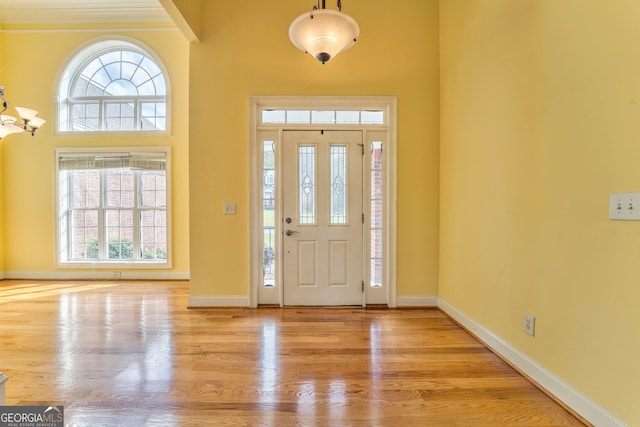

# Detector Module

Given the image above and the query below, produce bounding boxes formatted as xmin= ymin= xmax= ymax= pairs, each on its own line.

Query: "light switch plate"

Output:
xmin=223 ymin=202 xmax=236 ymax=215
xmin=523 ymin=313 xmax=535 ymax=336
xmin=610 ymin=192 xmax=640 ymax=220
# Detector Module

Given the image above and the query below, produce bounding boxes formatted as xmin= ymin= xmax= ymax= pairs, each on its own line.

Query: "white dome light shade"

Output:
xmin=0 ymin=116 xmax=25 ymax=139
xmin=289 ymin=9 xmax=360 ymax=64
xmin=15 ymin=106 xmax=38 ymax=121
xmin=28 ymin=116 xmax=46 ymax=130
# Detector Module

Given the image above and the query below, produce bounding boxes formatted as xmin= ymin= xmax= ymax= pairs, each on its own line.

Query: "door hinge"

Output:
xmin=362 ymin=213 xmax=365 ymax=224
xmin=361 ymin=281 xmax=365 ymax=292
xmin=359 ymin=143 xmax=364 ymax=156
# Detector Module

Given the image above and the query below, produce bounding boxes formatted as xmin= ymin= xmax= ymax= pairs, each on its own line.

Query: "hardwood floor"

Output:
xmin=0 ymin=280 xmax=586 ymax=426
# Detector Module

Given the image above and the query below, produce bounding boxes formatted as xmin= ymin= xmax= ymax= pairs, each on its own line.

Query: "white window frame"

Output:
xmin=55 ymin=36 xmax=171 ymax=135
xmin=249 ymin=96 xmax=397 ymax=307
xmin=54 ymin=147 xmax=173 ymax=269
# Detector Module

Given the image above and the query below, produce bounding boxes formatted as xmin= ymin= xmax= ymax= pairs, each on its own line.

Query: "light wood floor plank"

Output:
xmin=0 ymin=280 xmax=586 ymax=426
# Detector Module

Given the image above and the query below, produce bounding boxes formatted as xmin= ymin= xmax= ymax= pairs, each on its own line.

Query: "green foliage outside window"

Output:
xmin=86 ymin=237 xmax=133 ymax=260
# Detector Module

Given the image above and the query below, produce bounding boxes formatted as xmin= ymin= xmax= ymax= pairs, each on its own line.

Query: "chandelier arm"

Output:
xmin=0 ymin=85 xmax=45 ymax=138
xmin=0 ymin=86 xmax=8 ymax=122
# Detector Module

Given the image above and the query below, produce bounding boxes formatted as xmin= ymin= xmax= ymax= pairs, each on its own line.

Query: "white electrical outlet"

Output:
xmin=523 ymin=313 xmax=535 ymax=336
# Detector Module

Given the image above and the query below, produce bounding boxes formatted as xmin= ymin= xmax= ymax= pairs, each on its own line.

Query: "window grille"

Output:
xmin=56 ymin=149 xmax=170 ymax=266
xmin=58 ymin=39 xmax=168 ymax=132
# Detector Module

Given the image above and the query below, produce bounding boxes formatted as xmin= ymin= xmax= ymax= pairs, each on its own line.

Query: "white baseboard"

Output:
xmin=438 ymin=298 xmax=628 ymax=427
xmin=396 ymin=295 xmax=439 ymax=307
xmin=190 ymin=294 xmax=439 ymax=308
xmin=188 ymin=295 xmax=250 ymax=307
xmin=3 ymin=271 xmax=190 ymax=280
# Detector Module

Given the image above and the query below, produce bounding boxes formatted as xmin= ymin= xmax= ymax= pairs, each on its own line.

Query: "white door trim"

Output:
xmin=249 ymin=96 xmax=397 ymax=308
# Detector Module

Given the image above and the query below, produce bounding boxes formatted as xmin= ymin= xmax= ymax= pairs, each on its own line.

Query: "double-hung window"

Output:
xmin=56 ymin=148 xmax=171 ymax=267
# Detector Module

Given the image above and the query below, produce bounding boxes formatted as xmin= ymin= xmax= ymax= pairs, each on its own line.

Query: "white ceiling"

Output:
xmin=0 ymin=0 xmax=171 ymax=25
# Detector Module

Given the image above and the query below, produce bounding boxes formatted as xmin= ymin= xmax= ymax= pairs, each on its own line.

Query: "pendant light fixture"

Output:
xmin=289 ymin=0 xmax=360 ymax=64
xmin=0 ymin=85 xmax=46 ymax=140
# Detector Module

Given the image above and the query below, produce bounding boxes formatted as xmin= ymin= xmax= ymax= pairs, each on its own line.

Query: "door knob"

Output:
xmin=285 ymin=229 xmax=299 ymax=236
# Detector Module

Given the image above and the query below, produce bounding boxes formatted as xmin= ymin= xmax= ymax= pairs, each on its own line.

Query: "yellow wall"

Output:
xmin=0 ymin=1 xmax=636 ymax=422
xmin=440 ymin=1 xmax=640 ymax=424
xmin=0 ymin=27 xmax=190 ymax=276
xmin=188 ymin=0 xmax=440 ymax=297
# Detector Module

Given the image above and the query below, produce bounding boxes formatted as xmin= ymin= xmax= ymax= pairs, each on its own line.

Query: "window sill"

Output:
xmin=56 ymin=261 xmax=172 ymax=270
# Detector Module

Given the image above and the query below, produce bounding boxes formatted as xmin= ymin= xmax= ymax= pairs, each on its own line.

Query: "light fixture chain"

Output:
xmin=337 ymin=0 xmax=342 ymax=11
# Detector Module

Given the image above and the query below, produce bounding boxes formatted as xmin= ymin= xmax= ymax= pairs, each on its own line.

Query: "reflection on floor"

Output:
xmin=0 ymin=280 xmax=585 ymax=426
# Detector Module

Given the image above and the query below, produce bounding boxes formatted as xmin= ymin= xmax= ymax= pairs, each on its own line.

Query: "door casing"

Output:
xmin=249 ymin=96 xmax=397 ymax=308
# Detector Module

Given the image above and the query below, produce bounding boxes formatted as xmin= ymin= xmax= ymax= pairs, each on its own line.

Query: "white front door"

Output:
xmin=282 ymin=130 xmax=364 ymax=306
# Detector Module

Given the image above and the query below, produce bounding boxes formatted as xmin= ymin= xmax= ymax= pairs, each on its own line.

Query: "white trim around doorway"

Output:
xmin=249 ymin=96 xmax=397 ymax=308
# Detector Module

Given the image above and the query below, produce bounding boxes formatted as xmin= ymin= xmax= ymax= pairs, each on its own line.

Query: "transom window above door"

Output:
xmin=261 ymin=109 xmax=385 ymax=125
xmin=57 ymin=37 xmax=169 ymax=133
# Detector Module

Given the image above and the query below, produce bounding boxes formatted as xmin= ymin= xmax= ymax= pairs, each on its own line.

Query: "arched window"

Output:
xmin=57 ymin=38 xmax=169 ymax=133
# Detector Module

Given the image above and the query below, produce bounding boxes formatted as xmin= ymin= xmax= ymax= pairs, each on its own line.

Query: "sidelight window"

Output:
xmin=263 ymin=141 xmax=276 ymax=286
xmin=370 ymin=141 xmax=384 ymax=287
